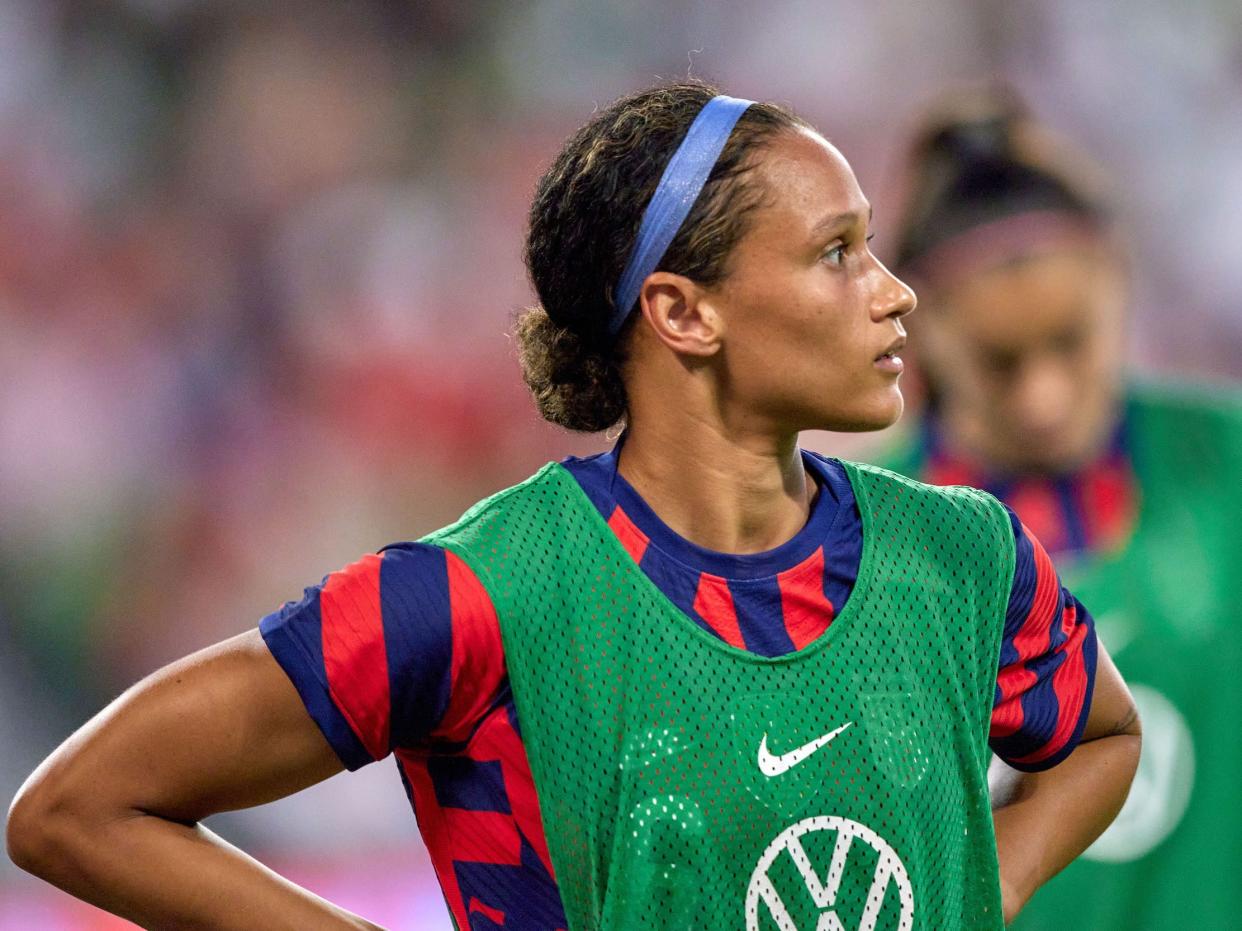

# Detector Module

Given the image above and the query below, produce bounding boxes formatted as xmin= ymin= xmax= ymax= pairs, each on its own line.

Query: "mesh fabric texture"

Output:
xmin=424 ymin=459 xmax=1013 ymax=930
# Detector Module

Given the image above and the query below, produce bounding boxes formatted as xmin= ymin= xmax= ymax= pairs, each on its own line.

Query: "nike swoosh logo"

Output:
xmin=758 ymin=722 xmax=852 ymax=777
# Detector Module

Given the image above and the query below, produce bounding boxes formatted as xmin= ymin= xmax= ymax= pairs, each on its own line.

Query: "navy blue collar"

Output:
xmin=561 ymin=442 xmax=851 ymax=580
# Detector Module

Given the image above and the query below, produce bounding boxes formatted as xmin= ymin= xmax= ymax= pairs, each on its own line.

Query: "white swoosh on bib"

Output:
xmin=757 ymin=722 xmax=852 ymax=777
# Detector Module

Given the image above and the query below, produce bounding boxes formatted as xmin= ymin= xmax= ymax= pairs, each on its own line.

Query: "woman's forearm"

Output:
xmin=6 ymin=632 xmax=384 ymax=931
xmin=992 ymin=731 xmax=1141 ymax=924
xmin=8 ymin=799 xmax=383 ymax=931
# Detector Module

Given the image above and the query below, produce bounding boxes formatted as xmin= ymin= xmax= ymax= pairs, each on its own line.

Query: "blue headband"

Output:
xmin=609 ymin=94 xmax=755 ymax=337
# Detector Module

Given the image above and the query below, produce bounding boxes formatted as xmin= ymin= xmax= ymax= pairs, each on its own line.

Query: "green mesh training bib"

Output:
xmin=424 ymin=459 xmax=1014 ymax=931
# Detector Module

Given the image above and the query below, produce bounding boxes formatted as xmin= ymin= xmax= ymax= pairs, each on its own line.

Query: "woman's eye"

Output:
xmin=822 ymin=244 xmax=846 ymax=266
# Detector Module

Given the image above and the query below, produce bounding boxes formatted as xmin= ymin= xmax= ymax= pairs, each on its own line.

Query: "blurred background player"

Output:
xmin=881 ymin=88 xmax=1242 ymax=930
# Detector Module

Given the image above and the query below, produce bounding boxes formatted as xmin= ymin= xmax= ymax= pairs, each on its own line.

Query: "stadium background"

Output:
xmin=1 ymin=1 xmax=1238 ymax=927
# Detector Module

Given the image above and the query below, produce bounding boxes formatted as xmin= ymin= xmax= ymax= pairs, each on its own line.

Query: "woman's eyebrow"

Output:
xmin=810 ymin=204 xmax=873 ymax=237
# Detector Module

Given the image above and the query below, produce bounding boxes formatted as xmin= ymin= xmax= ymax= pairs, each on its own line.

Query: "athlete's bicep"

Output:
xmin=16 ymin=630 xmax=344 ymax=828
xmin=261 ymin=543 xmax=503 ymax=764
xmin=1079 ymin=638 xmax=1140 ymax=742
xmin=989 ymin=511 xmax=1098 ymax=771
xmin=260 ymin=555 xmax=386 ymax=769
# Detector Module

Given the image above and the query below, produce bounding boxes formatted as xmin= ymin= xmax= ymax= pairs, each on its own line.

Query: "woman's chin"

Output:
xmin=811 ymin=398 xmax=904 ymax=434
xmin=856 ymin=392 xmax=906 ymax=432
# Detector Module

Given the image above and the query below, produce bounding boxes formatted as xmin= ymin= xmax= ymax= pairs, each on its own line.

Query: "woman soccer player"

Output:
xmin=883 ymin=89 xmax=1242 ymax=930
xmin=8 ymin=82 xmax=1139 ymax=931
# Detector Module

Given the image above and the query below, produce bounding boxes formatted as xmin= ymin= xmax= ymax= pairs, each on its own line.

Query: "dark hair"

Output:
xmin=893 ymin=87 xmax=1109 ymax=273
xmin=516 ymin=80 xmax=809 ymax=433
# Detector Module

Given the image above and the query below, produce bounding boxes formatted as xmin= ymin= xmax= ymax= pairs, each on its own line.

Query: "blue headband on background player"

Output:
xmin=608 ymin=94 xmax=755 ymax=337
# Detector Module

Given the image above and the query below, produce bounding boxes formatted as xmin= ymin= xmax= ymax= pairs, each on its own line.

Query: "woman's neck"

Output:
xmin=616 ymin=414 xmax=813 ymax=556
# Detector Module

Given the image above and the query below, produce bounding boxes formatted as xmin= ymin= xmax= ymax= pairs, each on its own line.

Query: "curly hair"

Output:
xmin=516 ymin=80 xmax=809 ymax=433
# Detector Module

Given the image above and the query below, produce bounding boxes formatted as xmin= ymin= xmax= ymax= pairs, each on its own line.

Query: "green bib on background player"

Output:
xmin=1009 ymin=386 xmax=1242 ymax=931
xmin=424 ymin=459 xmax=1014 ymax=930
xmin=882 ymin=383 xmax=1242 ymax=931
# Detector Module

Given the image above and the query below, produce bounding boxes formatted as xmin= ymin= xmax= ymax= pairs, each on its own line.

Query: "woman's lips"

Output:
xmin=874 ymin=352 xmax=904 ymax=374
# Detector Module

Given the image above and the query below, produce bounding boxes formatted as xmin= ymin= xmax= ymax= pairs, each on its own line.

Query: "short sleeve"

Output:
xmin=259 ymin=542 xmax=506 ymax=770
xmin=989 ymin=508 xmax=1099 ymax=772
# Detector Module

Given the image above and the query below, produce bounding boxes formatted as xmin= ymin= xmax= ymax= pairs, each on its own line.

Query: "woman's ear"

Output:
xmin=637 ymin=271 xmax=724 ymax=357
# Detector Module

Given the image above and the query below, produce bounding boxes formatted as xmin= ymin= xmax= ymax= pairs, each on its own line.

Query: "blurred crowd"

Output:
xmin=2 ymin=0 xmax=1240 ymax=923
xmin=1 ymin=1 xmax=550 ymax=717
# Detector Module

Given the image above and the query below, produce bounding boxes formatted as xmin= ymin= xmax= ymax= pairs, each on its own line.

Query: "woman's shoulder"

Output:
xmin=420 ymin=462 xmax=571 ymax=545
xmin=833 ymin=453 xmax=1000 ymax=505
xmin=841 ymin=455 xmax=1014 ymax=553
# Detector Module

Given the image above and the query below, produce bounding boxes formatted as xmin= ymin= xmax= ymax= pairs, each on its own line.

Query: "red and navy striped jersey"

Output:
xmin=260 ymin=450 xmax=1097 ymax=930
xmin=915 ymin=413 xmax=1138 ymax=559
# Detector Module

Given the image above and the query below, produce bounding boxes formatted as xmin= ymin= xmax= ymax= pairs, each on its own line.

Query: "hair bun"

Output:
xmin=894 ymin=87 xmax=1107 ymax=271
xmin=928 ymin=113 xmax=1012 ymax=167
xmin=922 ymin=86 xmax=1030 ymax=169
xmin=514 ymin=305 xmax=628 ymax=433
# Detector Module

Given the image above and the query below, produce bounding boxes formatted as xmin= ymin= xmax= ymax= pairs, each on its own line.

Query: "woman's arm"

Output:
xmin=6 ymin=630 xmax=385 ymax=931
xmin=992 ymin=641 xmax=1141 ymax=925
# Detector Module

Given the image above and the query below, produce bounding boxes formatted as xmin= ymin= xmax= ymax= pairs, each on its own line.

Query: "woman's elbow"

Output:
xmin=6 ymin=761 xmax=98 ymax=880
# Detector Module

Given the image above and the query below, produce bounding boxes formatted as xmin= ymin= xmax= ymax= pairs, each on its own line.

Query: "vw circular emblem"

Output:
xmin=746 ymin=816 xmax=914 ymax=931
